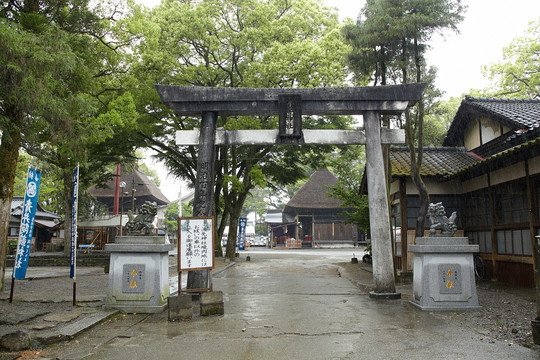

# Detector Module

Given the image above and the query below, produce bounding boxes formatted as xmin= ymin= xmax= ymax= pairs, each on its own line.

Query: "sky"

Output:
xmin=138 ymin=0 xmax=540 ymax=200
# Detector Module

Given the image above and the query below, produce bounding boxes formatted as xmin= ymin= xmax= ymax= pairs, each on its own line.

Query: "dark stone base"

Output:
xmin=351 ymin=257 xmax=358 ymax=264
xmin=532 ymin=319 xmax=540 ymax=345
xmin=200 ymin=291 xmax=224 ymax=316
xmin=168 ymin=295 xmax=192 ymax=321
xmin=200 ymin=303 xmax=224 ymax=316
xmin=369 ymin=291 xmax=402 ymax=300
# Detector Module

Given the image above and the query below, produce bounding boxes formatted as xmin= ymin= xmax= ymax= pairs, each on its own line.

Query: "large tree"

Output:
xmin=0 ymin=0 xmax=102 ymax=288
xmin=129 ymin=0 xmax=352 ymax=259
xmin=0 ymin=0 xmax=144 ymax=286
xmin=343 ymin=0 xmax=465 ymax=237
xmin=482 ymin=18 xmax=540 ymax=99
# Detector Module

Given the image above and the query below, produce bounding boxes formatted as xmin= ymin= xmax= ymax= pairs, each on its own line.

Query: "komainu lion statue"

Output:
xmin=125 ymin=201 xmax=157 ymax=235
xmin=427 ymin=202 xmax=457 ymax=237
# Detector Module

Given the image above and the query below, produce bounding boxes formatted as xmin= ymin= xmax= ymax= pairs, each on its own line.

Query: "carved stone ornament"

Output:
xmin=124 ymin=201 xmax=157 ymax=236
xmin=427 ymin=202 xmax=457 ymax=237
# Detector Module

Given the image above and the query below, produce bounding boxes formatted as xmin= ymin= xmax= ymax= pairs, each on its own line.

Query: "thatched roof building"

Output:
xmin=284 ymin=168 xmax=343 ymax=215
xmin=282 ymin=169 xmax=359 ymax=247
xmin=88 ymin=169 xmax=169 ymax=214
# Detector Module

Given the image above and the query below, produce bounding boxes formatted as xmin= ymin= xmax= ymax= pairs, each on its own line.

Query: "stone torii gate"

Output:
xmin=156 ymin=84 xmax=425 ymax=297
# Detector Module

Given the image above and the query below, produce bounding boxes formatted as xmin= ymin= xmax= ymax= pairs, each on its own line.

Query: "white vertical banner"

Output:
xmin=70 ymin=164 xmax=79 ymax=279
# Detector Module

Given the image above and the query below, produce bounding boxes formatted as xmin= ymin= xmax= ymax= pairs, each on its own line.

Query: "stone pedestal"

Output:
xmin=104 ymin=236 xmax=174 ymax=313
xmin=409 ymin=237 xmax=481 ymax=311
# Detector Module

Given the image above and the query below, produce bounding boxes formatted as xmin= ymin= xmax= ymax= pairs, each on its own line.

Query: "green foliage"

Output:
xmin=134 ymin=150 xmax=161 ymax=187
xmin=241 ymin=187 xmax=270 ymax=219
xmin=13 ymin=153 xmax=62 ymax=212
xmin=423 ymin=95 xmax=463 ymax=145
xmin=164 ymin=200 xmax=194 ymax=233
xmin=164 ymin=203 xmax=178 ymax=233
xmin=482 ymin=18 xmax=540 ymax=99
xmin=328 ymin=146 xmax=369 ymax=234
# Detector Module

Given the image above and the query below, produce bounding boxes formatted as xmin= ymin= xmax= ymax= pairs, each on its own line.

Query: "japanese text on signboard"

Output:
xmin=179 ymin=218 xmax=214 ymax=270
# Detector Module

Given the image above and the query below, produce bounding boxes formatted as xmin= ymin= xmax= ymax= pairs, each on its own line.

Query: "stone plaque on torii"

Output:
xmin=156 ymin=84 xmax=425 ymax=298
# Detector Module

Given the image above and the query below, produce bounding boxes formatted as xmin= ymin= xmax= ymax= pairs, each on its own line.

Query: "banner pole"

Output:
xmin=70 ymin=164 xmax=79 ymax=306
xmin=9 ymin=277 xmax=15 ymax=303
xmin=73 ymin=280 xmax=77 ymax=306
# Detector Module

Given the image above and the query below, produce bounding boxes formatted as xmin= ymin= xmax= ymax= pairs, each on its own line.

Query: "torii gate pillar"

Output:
xmin=187 ymin=111 xmax=218 ymax=290
xmin=365 ymin=111 xmax=397 ymax=297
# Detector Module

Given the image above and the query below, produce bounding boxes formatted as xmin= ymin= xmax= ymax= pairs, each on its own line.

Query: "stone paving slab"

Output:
xmin=36 ymin=309 xmax=120 ymax=345
xmin=0 ymin=305 xmax=47 ymax=326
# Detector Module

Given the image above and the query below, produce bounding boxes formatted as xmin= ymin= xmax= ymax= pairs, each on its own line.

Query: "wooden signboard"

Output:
xmin=178 ymin=217 xmax=215 ymax=293
xmin=179 ymin=217 xmax=215 ymax=271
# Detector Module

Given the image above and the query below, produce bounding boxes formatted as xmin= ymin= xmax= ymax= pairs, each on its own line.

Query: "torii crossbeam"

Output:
xmin=156 ymin=83 xmax=426 ymax=297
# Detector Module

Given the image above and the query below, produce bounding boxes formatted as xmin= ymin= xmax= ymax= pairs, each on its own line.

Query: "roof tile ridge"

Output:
xmin=467 ymin=151 xmax=484 ymax=161
xmin=465 ymin=95 xmax=540 ymax=103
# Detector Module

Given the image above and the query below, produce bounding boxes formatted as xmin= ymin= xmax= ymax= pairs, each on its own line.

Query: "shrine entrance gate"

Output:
xmin=156 ymin=84 xmax=425 ymax=296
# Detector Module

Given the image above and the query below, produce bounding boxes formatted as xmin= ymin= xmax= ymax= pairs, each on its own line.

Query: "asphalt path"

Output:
xmin=42 ymin=249 xmax=538 ymax=360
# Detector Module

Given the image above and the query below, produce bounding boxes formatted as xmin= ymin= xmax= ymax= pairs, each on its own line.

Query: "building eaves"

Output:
xmin=391 ymin=147 xmax=480 ymax=178
xmin=442 ymin=136 xmax=540 ymax=181
xmin=443 ymin=96 xmax=540 ymax=147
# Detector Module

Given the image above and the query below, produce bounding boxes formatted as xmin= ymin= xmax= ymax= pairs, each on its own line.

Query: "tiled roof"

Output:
xmin=443 ymin=96 xmax=540 ymax=147
xmin=465 ymin=97 xmax=540 ymax=129
xmin=11 ymin=196 xmax=62 ymax=220
xmin=391 ymin=147 xmax=480 ymax=177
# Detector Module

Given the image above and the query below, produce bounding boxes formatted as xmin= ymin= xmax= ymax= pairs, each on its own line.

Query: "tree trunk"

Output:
xmin=224 ymin=188 xmax=251 ymax=260
xmin=412 ymin=36 xmax=429 ymax=238
xmin=213 ymin=146 xmax=227 ymax=256
xmin=0 ymin=116 xmax=22 ymax=291
xmin=412 ymin=171 xmax=429 ymax=238
xmin=226 ymin=210 xmax=240 ymax=260
xmin=215 ymin=205 xmax=229 ymax=255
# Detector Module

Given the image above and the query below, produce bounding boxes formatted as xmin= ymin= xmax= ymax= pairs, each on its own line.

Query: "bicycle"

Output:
xmin=473 ymin=253 xmax=485 ymax=280
xmin=362 ymin=243 xmax=372 ymax=264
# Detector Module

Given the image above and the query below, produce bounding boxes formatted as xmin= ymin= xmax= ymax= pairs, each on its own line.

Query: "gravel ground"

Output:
xmin=340 ymin=260 xmax=540 ymax=350
xmin=434 ymin=280 xmax=539 ymax=349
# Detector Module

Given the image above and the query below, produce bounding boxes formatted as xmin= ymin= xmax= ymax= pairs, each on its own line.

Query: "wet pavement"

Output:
xmin=1 ymin=249 xmax=539 ymax=359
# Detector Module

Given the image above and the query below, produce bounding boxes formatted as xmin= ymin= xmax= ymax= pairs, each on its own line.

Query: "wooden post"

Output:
xmin=187 ymin=111 xmax=218 ymax=291
xmin=533 ymin=236 xmax=540 ymax=343
xmin=487 ymin=173 xmax=497 ymax=279
xmin=364 ymin=111 xmax=398 ymax=297
xmin=399 ymin=177 xmax=408 ymax=271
